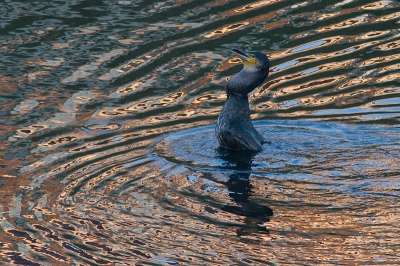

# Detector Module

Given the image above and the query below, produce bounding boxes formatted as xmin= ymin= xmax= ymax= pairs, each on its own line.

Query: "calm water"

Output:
xmin=1 ymin=0 xmax=400 ymax=264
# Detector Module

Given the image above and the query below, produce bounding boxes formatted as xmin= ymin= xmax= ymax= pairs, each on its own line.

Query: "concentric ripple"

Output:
xmin=155 ymin=121 xmax=400 ymax=182
xmin=155 ymin=120 xmax=400 ymax=198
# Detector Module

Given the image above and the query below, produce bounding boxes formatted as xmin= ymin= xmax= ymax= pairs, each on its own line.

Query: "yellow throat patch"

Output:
xmin=241 ymin=55 xmax=256 ymax=67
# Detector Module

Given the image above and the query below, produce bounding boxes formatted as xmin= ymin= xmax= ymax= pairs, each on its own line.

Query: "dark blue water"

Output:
xmin=1 ymin=0 xmax=400 ymax=264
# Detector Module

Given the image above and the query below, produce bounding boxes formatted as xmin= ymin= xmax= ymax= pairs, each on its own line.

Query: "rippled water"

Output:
xmin=1 ymin=0 xmax=400 ymax=264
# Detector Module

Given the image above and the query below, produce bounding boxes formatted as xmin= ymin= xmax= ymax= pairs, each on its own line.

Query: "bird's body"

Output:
xmin=216 ymin=49 xmax=270 ymax=151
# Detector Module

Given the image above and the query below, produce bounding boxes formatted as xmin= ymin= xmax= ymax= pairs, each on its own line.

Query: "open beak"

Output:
xmin=231 ymin=48 xmax=255 ymax=66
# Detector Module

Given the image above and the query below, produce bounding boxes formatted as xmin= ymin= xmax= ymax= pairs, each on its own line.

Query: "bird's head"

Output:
xmin=226 ymin=49 xmax=270 ymax=96
xmin=231 ymin=48 xmax=270 ymax=71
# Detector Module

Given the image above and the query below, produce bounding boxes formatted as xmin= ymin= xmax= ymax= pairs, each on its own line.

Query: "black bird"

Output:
xmin=216 ymin=49 xmax=270 ymax=151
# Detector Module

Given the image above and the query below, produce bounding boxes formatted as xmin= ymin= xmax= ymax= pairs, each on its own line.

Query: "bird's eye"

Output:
xmin=249 ymin=54 xmax=255 ymax=58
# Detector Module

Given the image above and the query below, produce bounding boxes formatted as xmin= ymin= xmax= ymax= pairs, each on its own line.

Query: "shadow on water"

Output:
xmin=215 ymin=147 xmax=273 ymax=236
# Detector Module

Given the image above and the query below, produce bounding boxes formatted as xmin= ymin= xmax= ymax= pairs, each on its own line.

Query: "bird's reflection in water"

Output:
xmin=216 ymin=147 xmax=273 ymax=236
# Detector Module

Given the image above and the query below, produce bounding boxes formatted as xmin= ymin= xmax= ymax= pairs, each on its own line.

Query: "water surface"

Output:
xmin=1 ymin=0 xmax=400 ymax=264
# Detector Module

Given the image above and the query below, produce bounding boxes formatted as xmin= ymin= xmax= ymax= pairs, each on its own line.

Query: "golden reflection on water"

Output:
xmin=362 ymin=54 xmax=400 ymax=67
xmin=273 ymin=76 xmax=344 ymax=98
xmin=378 ymin=39 xmax=400 ymax=50
xmin=376 ymin=11 xmax=400 ymax=21
xmin=232 ymin=0 xmax=281 ymax=13
xmin=205 ymin=22 xmax=250 ymax=39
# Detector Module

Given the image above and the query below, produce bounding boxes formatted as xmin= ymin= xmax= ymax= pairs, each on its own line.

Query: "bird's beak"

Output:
xmin=231 ymin=49 xmax=256 ymax=66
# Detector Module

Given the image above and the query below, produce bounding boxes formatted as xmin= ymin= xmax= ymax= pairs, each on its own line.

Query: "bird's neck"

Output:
xmin=222 ymin=93 xmax=250 ymax=117
xmin=226 ymin=68 xmax=265 ymax=95
xmin=227 ymin=91 xmax=248 ymax=101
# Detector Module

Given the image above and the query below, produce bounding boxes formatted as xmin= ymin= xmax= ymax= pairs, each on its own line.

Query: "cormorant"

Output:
xmin=216 ymin=49 xmax=270 ymax=151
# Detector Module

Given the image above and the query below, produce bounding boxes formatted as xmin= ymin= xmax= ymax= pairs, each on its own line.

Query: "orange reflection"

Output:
xmin=317 ymin=14 xmax=369 ymax=32
xmin=375 ymin=11 xmax=400 ymax=22
xmin=273 ymin=76 xmax=344 ymax=97
xmin=260 ymin=18 xmax=290 ymax=31
xmin=377 ymin=73 xmax=400 ymax=82
xmin=259 ymin=59 xmax=353 ymax=96
xmin=360 ymin=54 xmax=400 ymax=67
xmin=377 ymin=40 xmax=400 ymax=51
xmin=232 ymin=0 xmax=282 ymax=14
xmin=361 ymin=1 xmax=391 ymax=10
xmin=335 ymin=89 xmax=377 ymax=107
xmin=205 ymin=12 xmax=275 ymax=39
xmin=207 ymin=0 xmax=229 ymax=7
xmin=205 ymin=23 xmax=249 ymax=39
xmin=356 ymin=30 xmax=390 ymax=40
